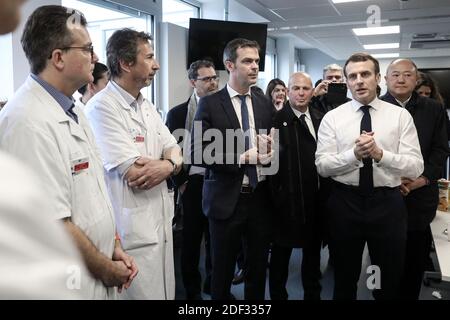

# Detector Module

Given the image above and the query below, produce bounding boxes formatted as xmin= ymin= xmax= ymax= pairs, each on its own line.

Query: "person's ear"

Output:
xmin=49 ymin=49 xmax=65 ymax=71
xmin=88 ymin=82 xmax=96 ymax=94
xmin=224 ymin=60 xmax=234 ymax=73
xmin=119 ymin=59 xmax=132 ymax=73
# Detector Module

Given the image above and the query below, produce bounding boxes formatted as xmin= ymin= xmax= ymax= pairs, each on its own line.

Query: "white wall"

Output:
xmin=10 ymin=0 xmax=61 ymax=92
xmin=0 ymin=34 xmax=14 ymax=100
xmin=277 ymin=37 xmax=295 ymax=85
xmin=299 ymin=48 xmax=346 ymax=85
xmin=160 ymin=22 xmax=191 ymax=113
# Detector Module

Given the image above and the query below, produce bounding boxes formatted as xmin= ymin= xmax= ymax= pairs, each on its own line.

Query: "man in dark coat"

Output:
xmin=381 ymin=58 xmax=449 ymax=300
xmin=191 ymin=38 xmax=274 ymax=300
xmin=270 ymin=72 xmax=325 ymax=300
xmin=166 ymin=60 xmax=219 ymax=299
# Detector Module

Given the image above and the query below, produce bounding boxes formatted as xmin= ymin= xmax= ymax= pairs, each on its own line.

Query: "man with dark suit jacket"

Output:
xmin=381 ymin=58 xmax=449 ymax=300
xmin=191 ymin=38 xmax=274 ymax=300
xmin=270 ymin=72 xmax=324 ymax=300
xmin=166 ymin=60 xmax=219 ymax=299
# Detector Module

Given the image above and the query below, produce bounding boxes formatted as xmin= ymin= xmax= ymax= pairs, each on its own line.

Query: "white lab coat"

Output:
xmin=85 ymin=82 xmax=177 ymax=300
xmin=0 ymin=76 xmax=116 ymax=299
xmin=0 ymin=151 xmax=87 ymax=299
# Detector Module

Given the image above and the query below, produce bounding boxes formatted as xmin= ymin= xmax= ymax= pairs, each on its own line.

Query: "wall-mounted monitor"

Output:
xmin=187 ymin=18 xmax=268 ymax=71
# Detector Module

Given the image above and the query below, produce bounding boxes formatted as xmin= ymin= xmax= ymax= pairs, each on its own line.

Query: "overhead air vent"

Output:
xmin=413 ymin=33 xmax=437 ymax=39
xmin=410 ymin=40 xmax=450 ymax=49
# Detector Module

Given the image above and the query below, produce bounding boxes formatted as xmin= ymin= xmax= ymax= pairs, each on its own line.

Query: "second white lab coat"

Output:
xmin=0 ymin=151 xmax=87 ymax=299
xmin=85 ymin=82 xmax=177 ymax=300
xmin=0 ymin=76 xmax=117 ymax=299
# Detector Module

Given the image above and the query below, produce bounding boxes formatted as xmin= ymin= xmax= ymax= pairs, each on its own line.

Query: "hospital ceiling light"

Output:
xmin=332 ymin=0 xmax=368 ymax=3
xmin=363 ymin=43 xmax=400 ymax=50
xmin=372 ymin=53 xmax=400 ymax=58
xmin=353 ymin=25 xmax=400 ymax=36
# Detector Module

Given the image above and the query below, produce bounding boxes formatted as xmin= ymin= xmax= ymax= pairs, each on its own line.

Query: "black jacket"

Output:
xmin=270 ymin=102 xmax=328 ymax=247
xmin=381 ymin=92 xmax=449 ymax=230
xmin=191 ymin=86 xmax=274 ymax=220
xmin=166 ymin=98 xmax=190 ymax=187
xmin=311 ymin=94 xmax=351 ymax=118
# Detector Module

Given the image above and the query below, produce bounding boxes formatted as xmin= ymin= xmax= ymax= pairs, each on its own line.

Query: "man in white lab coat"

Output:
xmin=0 ymin=5 xmax=137 ymax=299
xmin=0 ymin=0 xmax=87 ymax=299
xmin=85 ymin=28 xmax=182 ymax=300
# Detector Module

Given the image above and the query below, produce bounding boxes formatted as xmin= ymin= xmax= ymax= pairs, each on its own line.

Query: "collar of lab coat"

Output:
xmin=27 ymin=76 xmax=89 ymax=143
xmin=106 ymin=81 xmax=146 ymax=127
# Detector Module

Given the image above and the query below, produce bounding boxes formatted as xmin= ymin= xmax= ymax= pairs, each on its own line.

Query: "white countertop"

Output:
xmin=431 ymin=210 xmax=450 ymax=282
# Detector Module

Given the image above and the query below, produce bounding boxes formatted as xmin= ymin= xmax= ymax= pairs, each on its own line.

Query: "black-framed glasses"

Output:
xmin=195 ymin=75 xmax=219 ymax=82
xmin=48 ymin=45 xmax=94 ymax=59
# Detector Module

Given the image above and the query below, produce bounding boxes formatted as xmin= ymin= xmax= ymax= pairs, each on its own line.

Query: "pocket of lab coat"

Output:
xmin=120 ymin=205 xmax=159 ymax=251
xmin=71 ymin=169 xmax=107 ymax=229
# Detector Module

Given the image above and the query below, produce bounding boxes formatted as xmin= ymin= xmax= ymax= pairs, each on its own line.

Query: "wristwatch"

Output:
xmin=166 ymin=158 xmax=177 ymax=175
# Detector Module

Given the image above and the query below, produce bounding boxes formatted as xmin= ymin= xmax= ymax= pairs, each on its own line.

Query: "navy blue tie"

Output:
xmin=359 ymin=105 xmax=373 ymax=194
xmin=239 ymin=95 xmax=258 ymax=189
xmin=67 ymin=103 xmax=79 ymax=124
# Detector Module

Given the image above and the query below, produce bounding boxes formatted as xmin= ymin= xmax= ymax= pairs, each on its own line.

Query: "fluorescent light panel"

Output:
xmin=363 ymin=43 xmax=400 ymax=50
xmin=332 ymin=0 xmax=367 ymax=3
xmin=353 ymin=25 xmax=400 ymax=36
xmin=372 ymin=53 xmax=399 ymax=58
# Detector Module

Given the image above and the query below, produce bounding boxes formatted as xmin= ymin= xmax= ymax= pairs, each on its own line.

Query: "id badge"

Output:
xmin=71 ymin=156 xmax=89 ymax=175
xmin=134 ymin=135 xmax=145 ymax=143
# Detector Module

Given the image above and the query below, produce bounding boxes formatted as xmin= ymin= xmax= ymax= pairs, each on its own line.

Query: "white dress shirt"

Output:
xmin=290 ymin=106 xmax=317 ymax=140
xmin=315 ymin=97 xmax=424 ymax=188
xmin=395 ymin=95 xmax=412 ymax=108
xmin=227 ymin=84 xmax=265 ymax=184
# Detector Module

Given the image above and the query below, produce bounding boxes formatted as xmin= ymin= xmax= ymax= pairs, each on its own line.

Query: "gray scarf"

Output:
xmin=184 ymin=92 xmax=198 ymax=132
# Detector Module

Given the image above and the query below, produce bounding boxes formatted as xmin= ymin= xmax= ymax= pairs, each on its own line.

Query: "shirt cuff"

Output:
xmin=376 ymin=149 xmax=392 ymax=167
xmin=343 ymin=148 xmax=363 ymax=168
xmin=117 ymin=157 xmax=140 ymax=177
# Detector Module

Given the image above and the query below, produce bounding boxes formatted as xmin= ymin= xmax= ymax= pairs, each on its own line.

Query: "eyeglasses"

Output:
xmin=195 ymin=75 xmax=219 ymax=82
xmin=48 ymin=45 xmax=94 ymax=59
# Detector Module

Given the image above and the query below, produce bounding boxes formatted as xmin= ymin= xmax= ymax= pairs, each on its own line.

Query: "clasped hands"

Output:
xmin=126 ymin=156 xmax=172 ymax=190
xmin=241 ymin=128 xmax=275 ymax=165
xmin=399 ymin=176 xmax=427 ymax=196
xmin=354 ymin=131 xmax=383 ymax=162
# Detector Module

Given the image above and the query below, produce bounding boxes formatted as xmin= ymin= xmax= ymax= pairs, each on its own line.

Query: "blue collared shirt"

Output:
xmin=31 ymin=74 xmax=78 ymax=123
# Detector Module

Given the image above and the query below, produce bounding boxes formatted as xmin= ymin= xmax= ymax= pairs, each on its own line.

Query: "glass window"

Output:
xmin=162 ymin=0 xmax=200 ymax=29
xmin=62 ymin=0 xmax=155 ymax=102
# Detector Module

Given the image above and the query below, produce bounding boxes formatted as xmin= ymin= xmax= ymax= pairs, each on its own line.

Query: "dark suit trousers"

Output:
xmin=328 ymin=184 xmax=407 ymax=300
xmin=209 ymin=181 xmax=272 ymax=300
xmin=399 ymin=225 xmax=432 ymax=300
xmin=269 ymin=241 xmax=322 ymax=300
xmin=181 ymin=174 xmax=211 ymax=297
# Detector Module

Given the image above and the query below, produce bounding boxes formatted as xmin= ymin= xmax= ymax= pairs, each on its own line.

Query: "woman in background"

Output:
xmin=265 ymin=78 xmax=287 ymax=111
xmin=416 ymin=73 xmax=445 ymax=107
